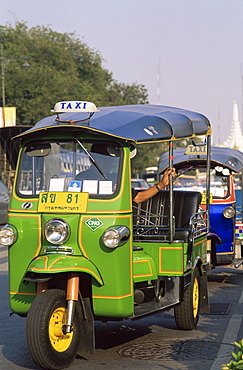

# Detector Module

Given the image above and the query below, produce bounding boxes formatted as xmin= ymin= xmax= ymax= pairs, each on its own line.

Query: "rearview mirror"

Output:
xmin=25 ymin=144 xmax=51 ymax=157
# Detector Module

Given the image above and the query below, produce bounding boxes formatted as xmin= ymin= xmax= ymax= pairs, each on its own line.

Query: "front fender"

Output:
xmin=27 ymin=254 xmax=104 ymax=285
xmin=208 ymin=232 xmax=222 ymax=245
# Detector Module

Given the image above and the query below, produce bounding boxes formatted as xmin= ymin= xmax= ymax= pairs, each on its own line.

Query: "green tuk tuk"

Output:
xmin=0 ymin=101 xmax=212 ymax=369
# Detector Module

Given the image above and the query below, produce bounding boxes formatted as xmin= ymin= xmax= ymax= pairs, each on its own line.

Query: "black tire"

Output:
xmin=26 ymin=289 xmax=82 ymax=370
xmin=174 ymin=268 xmax=200 ymax=330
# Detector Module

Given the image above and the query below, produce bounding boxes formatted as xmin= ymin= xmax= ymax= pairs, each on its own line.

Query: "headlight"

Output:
xmin=223 ymin=206 xmax=235 ymax=219
xmin=45 ymin=219 xmax=70 ymax=245
xmin=0 ymin=225 xmax=18 ymax=246
xmin=102 ymin=226 xmax=130 ymax=248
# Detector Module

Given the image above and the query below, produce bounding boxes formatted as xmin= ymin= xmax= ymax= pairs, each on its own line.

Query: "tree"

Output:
xmin=0 ymin=22 xmax=148 ymax=125
xmin=106 ymin=82 xmax=149 ymax=106
xmin=131 ymin=142 xmax=163 ymax=178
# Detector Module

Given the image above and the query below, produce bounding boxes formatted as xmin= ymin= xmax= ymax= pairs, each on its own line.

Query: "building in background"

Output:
xmin=222 ymin=100 xmax=243 ymax=152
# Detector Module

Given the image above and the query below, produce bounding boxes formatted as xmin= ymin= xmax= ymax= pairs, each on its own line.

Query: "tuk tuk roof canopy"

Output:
xmin=13 ymin=103 xmax=211 ymax=144
xmin=159 ymin=146 xmax=243 ymax=174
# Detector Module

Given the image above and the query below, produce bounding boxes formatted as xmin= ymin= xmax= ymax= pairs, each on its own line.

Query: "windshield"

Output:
xmin=17 ymin=141 xmax=121 ymax=197
xmin=174 ymin=167 xmax=230 ymax=199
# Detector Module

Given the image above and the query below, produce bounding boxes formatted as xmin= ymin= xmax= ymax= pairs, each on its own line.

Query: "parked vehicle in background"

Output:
xmin=0 ymin=101 xmax=212 ymax=370
xmin=131 ymin=178 xmax=150 ymax=190
xmin=0 ymin=180 xmax=10 ymax=224
xmin=234 ymin=174 xmax=243 ymax=267
xmin=159 ymin=146 xmax=243 ymax=268
xmin=141 ymin=166 xmax=158 ymax=185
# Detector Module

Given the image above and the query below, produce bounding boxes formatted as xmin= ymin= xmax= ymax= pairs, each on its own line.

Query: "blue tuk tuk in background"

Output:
xmin=159 ymin=146 xmax=243 ymax=269
xmin=235 ymin=173 xmax=243 ymax=267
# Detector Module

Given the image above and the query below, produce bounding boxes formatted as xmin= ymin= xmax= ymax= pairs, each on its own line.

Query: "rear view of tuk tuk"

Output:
xmin=0 ymin=102 xmax=212 ymax=370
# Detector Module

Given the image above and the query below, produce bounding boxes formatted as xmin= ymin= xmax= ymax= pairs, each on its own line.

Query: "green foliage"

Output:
xmin=222 ymin=340 xmax=243 ymax=370
xmin=0 ymin=22 xmax=148 ymax=125
xmin=131 ymin=142 xmax=164 ymax=177
xmin=106 ymin=82 xmax=149 ymax=105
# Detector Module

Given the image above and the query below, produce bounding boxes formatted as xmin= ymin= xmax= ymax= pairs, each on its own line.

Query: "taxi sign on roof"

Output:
xmin=51 ymin=101 xmax=98 ymax=113
xmin=184 ymin=144 xmax=207 ymax=156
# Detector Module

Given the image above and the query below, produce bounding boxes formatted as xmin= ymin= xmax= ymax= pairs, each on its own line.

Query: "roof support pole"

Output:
xmin=169 ymin=141 xmax=174 ymax=243
xmin=206 ymin=135 xmax=211 ymax=230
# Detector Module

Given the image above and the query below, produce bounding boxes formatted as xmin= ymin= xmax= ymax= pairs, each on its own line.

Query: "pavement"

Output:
xmin=1 ymin=244 xmax=243 ymax=370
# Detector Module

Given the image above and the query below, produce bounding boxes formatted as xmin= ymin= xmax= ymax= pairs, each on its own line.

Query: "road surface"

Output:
xmin=0 ymin=245 xmax=242 ymax=370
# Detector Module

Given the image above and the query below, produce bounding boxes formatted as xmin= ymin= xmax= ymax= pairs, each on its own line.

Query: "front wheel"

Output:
xmin=26 ymin=289 xmax=82 ymax=370
xmin=174 ymin=268 xmax=201 ymax=330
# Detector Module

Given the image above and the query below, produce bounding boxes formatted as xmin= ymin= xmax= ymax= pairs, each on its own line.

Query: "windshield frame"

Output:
xmin=16 ymin=139 xmax=123 ymax=199
xmin=173 ymin=166 xmax=230 ymax=200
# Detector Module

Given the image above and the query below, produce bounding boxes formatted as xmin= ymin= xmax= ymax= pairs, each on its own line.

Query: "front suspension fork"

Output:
xmin=36 ymin=272 xmax=80 ymax=334
xmin=64 ymin=272 xmax=79 ymax=333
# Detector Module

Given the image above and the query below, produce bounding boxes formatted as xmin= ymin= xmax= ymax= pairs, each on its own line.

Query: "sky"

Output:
xmin=1 ymin=0 xmax=243 ymax=144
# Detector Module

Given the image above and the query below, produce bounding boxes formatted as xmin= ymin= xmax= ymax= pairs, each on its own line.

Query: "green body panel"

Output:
xmin=27 ymin=255 xmax=103 ymax=285
xmin=8 ymin=213 xmax=41 ymax=314
xmin=133 ymin=235 xmax=207 ymax=276
xmin=133 ymin=250 xmax=157 ymax=283
xmin=82 ymin=213 xmax=134 ymax=317
xmin=133 ymin=241 xmax=184 ymax=276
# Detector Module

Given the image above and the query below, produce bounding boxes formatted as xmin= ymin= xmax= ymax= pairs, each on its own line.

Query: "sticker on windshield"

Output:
xmin=85 ymin=217 xmax=103 ymax=231
xmin=82 ymin=180 xmax=98 ymax=194
xmin=49 ymin=178 xmax=65 ymax=192
xmin=68 ymin=180 xmax=82 ymax=192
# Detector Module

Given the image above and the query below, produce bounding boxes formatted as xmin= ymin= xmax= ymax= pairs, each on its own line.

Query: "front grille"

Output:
xmin=44 ymin=246 xmax=74 ymax=255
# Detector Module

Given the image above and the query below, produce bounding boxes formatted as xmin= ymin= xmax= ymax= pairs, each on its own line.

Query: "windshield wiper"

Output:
xmin=72 ymin=136 xmax=107 ymax=179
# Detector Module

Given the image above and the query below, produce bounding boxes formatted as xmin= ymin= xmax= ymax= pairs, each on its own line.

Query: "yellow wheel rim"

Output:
xmin=49 ymin=307 xmax=73 ymax=352
xmin=193 ymin=277 xmax=199 ymax=318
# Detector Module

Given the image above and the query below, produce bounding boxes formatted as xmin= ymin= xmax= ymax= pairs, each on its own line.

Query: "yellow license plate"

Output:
xmin=38 ymin=192 xmax=89 ymax=213
xmin=201 ymin=192 xmax=213 ymax=204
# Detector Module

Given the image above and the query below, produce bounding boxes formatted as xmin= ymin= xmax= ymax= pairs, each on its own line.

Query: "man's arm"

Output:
xmin=133 ymin=168 xmax=175 ymax=204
